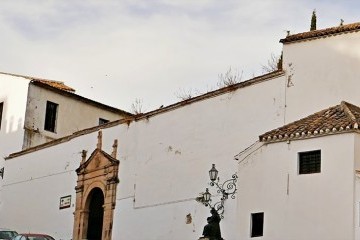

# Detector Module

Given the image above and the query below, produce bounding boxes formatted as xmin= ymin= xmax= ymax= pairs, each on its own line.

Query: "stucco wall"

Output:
xmin=0 ymin=75 xmax=28 ymax=157
xmin=282 ymin=32 xmax=360 ymax=124
xmin=1 ymin=126 xmax=118 ymax=239
xmin=0 ymin=74 xmax=29 ymax=221
xmin=112 ymin=75 xmax=286 ymax=240
xmin=4 ymin=29 xmax=360 ymax=240
xmin=353 ymin=134 xmax=360 ymax=240
xmin=1 ymin=74 xmax=286 ymax=240
xmin=23 ymin=84 xmax=128 ymax=148
xmin=237 ymin=134 xmax=356 ymax=240
xmin=0 ymin=74 xmax=29 ymax=180
xmin=6 ymin=28 xmax=360 ymax=240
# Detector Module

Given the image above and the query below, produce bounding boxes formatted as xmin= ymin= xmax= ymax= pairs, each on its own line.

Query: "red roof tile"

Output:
xmin=32 ymin=79 xmax=75 ymax=92
xmin=280 ymin=22 xmax=360 ymax=44
xmin=260 ymin=101 xmax=360 ymax=142
xmin=0 ymin=71 xmax=75 ymax=92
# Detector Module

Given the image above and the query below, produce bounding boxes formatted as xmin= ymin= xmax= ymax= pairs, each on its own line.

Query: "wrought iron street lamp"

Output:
xmin=209 ymin=164 xmax=218 ymax=182
xmin=203 ymin=188 xmax=211 ymax=203
xmin=196 ymin=164 xmax=238 ymax=219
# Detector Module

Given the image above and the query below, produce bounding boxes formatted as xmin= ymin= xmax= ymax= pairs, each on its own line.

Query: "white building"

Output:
xmin=237 ymin=101 xmax=360 ymax=240
xmin=0 ymin=71 xmax=132 ymax=156
xmin=2 ymin=21 xmax=360 ymax=240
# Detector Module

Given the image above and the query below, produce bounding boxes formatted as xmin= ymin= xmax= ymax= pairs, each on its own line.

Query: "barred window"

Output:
xmin=299 ymin=150 xmax=321 ymax=174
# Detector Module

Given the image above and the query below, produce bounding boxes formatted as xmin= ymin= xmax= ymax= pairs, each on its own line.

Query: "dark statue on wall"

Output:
xmin=202 ymin=208 xmax=223 ymax=240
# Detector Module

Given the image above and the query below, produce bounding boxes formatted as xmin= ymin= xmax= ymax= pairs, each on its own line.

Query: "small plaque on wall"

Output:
xmin=59 ymin=195 xmax=71 ymax=209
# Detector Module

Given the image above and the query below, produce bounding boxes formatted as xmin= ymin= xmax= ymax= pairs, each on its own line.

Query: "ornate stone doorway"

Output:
xmin=73 ymin=131 xmax=119 ymax=240
xmin=87 ymin=187 xmax=104 ymax=240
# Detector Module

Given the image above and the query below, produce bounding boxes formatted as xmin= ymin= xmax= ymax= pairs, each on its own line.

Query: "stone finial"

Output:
xmin=97 ymin=131 xmax=102 ymax=149
xmin=81 ymin=150 xmax=87 ymax=164
xmin=112 ymin=139 xmax=118 ymax=158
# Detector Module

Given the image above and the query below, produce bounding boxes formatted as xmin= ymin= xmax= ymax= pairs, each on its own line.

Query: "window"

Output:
xmin=251 ymin=212 xmax=264 ymax=237
xmin=44 ymin=101 xmax=58 ymax=132
xmin=299 ymin=150 xmax=321 ymax=174
xmin=0 ymin=102 xmax=3 ymax=130
xmin=99 ymin=118 xmax=109 ymax=125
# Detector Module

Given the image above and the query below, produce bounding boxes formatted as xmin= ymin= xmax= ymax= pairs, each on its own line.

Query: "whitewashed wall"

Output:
xmin=283 ymin=32 xmax=360 ymax=123
xmin=0 ymin=75 xmax=29 ymax=157
xmin=354 ymin=134 xmax=360 ymax=240
xmin=112 ymin=75 xmax=286 ymax=240
xmin=1 ymin=126 xmax=120 ymax=239
xmin=1 ymin=74 xmax=286 ymax=240
xmin=4 ymin=29 xmax=360 ymax=240
xmin=0 ymin=74 xmax=29 ymax=212
xmin=23 ymin=84 xmax=127 ymax=148
xmin=237 ymin=134 xmax=356 ymax=240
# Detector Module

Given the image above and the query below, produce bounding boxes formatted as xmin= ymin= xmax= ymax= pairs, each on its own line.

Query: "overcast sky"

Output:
xmin=1 ymin=1 xmax=359 ymax=112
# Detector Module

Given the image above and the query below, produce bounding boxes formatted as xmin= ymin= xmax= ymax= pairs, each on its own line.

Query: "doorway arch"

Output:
xmin=86 ymin=187 xmax=104 ymax=240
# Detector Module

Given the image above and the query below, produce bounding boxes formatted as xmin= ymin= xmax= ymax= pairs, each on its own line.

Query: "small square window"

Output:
xmin=44 ymin=101 xmax=58 ymax=132
xmin=0 ymin=102 xmax=3 ymax=130
xmin=299 ymin=150 xmax=321 ymax=174
xmin=99 ymin=118 xmax=109 ymax=125
xmin=251 ymin=212 xmax=264 ymax=237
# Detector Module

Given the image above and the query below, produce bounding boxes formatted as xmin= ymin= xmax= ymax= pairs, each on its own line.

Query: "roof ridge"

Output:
xmin=0 ymin=71 xmax=75 ymax=92
xmin=341 ymin=101 xmax=357 ymax=122
xmin=0 ymin=71 xmax=61 ymax=82
xmin=34 ymin=79 xmax=65 ymax=84
xmin=31 ymin=80 xmax=75 ymax=92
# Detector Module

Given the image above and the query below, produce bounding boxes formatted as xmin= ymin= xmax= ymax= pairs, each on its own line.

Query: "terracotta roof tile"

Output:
xmin=32 ymin=79 xmax=75 ymax=92
xmin=280 ymin=22 xmax=360 ymax=44
xmin=260 ymin=101 xmax=360 ymax=142
xmin=0 ymin=71 xmax=75 ymax=92
xmin=0 ymin=71 xmax=131 ymax=115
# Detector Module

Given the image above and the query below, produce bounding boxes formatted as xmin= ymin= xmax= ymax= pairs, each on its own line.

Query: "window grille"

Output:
xmin=299 ymin=150 xmax=321 ymax=174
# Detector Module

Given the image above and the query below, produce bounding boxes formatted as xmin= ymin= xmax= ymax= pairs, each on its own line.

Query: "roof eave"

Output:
xmin=30 ymin=81 xmax=132 ymax=116
xmin=280 ymin=22 xmax=360 ymax=44
xmin=134 ymin=70 xmax=285 ymax=120
xmin=260 ymin=128 xmax=360 ymax=144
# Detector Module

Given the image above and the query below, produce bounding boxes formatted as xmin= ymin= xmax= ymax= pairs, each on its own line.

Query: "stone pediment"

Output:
xmin=76 ymin=148 xmax=119 ymax=175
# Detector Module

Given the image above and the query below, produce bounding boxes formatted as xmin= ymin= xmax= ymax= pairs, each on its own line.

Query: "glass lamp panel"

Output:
xmin=209 ymin=164 xmax=218 ymax=181
xmin=204 ymin=188 xmax=211 ymax=202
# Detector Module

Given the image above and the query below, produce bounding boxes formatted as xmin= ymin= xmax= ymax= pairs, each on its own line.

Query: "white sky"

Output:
xmin=1 ymin=1 xmax=359 ymax=112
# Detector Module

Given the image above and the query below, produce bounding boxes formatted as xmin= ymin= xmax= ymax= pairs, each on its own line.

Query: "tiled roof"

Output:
xmin=0 ymin=71 xmax=132 ymax=115
xmin=0 ymin=71 xmax=75 ymax=92
xmin=280 ymin=22 xmax=360 ymax=44
xmin=31 ymin=80 xmax=132 ymax=116
xmin=32 ymin=79 xmax=75 ymax=92
xmin=260 ymin=101 xmax=360 ymax=142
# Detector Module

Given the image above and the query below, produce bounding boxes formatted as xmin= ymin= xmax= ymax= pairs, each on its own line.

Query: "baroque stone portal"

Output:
xmin=73 ymin=131 xmax=120 ymax=240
